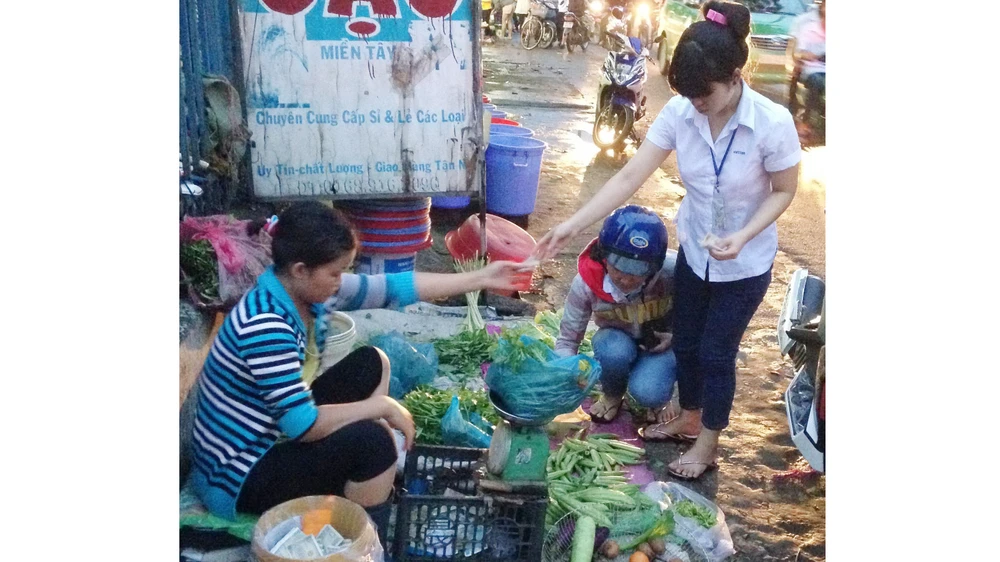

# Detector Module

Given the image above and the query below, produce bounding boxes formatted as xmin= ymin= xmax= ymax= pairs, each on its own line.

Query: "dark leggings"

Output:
xmin=235 ymin=346 xmax=397 ymax=514
xmin=803 ymin=72 xmax=825 ymax=129
xmin=671 ymin=248 xmax=771 ymax=430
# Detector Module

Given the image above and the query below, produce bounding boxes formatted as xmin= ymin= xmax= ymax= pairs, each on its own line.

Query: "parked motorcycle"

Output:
xmin=593 ymin=33 xmax=648 ymax=150
xmin=777 ymin=268 xmax=826 ymax=473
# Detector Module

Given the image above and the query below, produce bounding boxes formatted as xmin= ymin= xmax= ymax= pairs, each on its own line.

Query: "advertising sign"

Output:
xmin=238 ymin=0 xmax=482 ymax=199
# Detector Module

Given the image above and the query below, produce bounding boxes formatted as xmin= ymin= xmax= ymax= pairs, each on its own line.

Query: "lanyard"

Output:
xmin=710 ymin=128 xmax=738 ymax=191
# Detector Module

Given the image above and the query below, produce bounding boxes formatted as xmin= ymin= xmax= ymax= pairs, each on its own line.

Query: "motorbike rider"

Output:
xmin=606 ymin=6 xmax=640 ymax=56
xmin=792 ymin=0 xmax=825 ymax=141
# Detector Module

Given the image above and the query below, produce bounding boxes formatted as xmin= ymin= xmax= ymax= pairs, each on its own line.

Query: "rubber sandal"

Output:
xmin=666 ymin=458 xmax=719 ymax=481
xmin=588 ymin=396 xmax=622 ymax=424
xmin=636 ymin=423 xmax=699 ymax=443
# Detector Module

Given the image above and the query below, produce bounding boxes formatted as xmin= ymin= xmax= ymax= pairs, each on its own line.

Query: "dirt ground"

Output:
xmin=459 ymin=40 xmax=826 ymax=561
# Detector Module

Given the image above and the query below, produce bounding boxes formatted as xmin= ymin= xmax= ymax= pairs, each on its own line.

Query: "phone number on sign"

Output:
xmin=298 ymin=176 xmax=444 ymax=195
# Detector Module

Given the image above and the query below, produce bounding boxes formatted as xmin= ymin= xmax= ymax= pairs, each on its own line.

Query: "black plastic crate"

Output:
xmin=392 ymin=445 xmax=547 ymax=562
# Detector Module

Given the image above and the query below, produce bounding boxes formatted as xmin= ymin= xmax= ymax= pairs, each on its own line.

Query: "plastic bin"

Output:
xmin=489 ymin=124 xmax=533 ymax=139
xmin=491 ymin=117 xmax=520 ymax=126
xmin=355 ymin=252 xmax=417 ymax=275
xmin=392 ymin=445 xmax=547 ymax=562
xmin=485 ymin=136 xmax=547 ymax=216
xmin=317 ymin=312 xmax=357 ymax=378
xmin=432 ymin=195 xmax=472 ymax=209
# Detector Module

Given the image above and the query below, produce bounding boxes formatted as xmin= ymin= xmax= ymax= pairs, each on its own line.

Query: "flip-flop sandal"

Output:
xmin=666 ymin=458 xmax=719 ymax=481
xmin=588 ymin=397 xmax=622 ymax=424
xmin=636 ymin=423 xmax=699 ymax=443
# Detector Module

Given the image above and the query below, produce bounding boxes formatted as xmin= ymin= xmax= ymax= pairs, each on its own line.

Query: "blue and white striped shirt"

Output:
xmin=190 ymin=266 xmax=419 ymax=518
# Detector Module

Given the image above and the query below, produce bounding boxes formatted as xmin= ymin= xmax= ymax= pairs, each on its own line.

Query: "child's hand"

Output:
xmin=479 ymin=260 xmax=535 ymax=292
xmin=639 ymin=331 xmax=673 ymax=353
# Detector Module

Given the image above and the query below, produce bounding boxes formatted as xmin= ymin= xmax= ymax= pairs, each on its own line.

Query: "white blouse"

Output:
xmin=645 ymin=81 xmax=801 ymax=282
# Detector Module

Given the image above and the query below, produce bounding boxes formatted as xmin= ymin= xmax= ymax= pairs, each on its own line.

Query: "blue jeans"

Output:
xmin=672 ymin=248 xmax=771 ymax=430
xmin=591 ymin=328 xmax=678 ymax=408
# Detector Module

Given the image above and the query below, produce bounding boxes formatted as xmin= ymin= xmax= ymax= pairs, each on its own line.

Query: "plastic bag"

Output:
xmin=485 ymin=334 xmax=601 ymax=421
xmin=642 ymin=482 xmax=735 ymax=561
xmin=441 ymin=396 xmax=493 ymax=448
xmin=180 ymin=215 xmax=272 ymax=305
xmin=369 ymin=331 xmax=438 ymax=399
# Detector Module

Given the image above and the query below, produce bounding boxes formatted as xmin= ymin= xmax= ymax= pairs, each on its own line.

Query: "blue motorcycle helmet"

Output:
xmin=593 ymin=205 xmax=668 ymax=278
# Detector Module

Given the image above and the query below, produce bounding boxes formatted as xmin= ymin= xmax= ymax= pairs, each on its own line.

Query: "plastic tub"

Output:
xmin=431 ymin=195 xmax=471 ymax=209
xmin=489 ymin=124 xmax=534 ymax=138
xmin=490 ymin=109 xmax=508 ymax=119
xmin=491 ymin=117 xmax=520 ymax=126
xmin=252 ymin=495 xmax=381 ymax=562
xmin=482 ymin=94 xmax=491 ymax=104
xmin=318 ymin=312 xmax=357 ymax=375
xmin=482 ymin=103 xmax=497 ymax=113
xmin=355 ymin=252 xmax=418 ymax=275
xmin=485 ymin=136 xmax=547 ymax=216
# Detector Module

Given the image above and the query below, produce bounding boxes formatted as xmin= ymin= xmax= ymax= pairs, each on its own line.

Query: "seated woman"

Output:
xmin=188 ymin=201 xmax=530 ymax=547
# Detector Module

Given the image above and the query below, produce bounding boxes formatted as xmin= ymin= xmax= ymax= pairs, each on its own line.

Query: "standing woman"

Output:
xmin=533 ymin=1 xmax=800 ymax=481
xmin=514 ymin=0 xmax=531 ymax=34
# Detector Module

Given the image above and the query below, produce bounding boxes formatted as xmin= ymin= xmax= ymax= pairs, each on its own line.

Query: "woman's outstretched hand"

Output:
xmin=532 ymin=221 xmax=579 ymax=261
xmin=478 ymin=260 xmax=536 ymax=292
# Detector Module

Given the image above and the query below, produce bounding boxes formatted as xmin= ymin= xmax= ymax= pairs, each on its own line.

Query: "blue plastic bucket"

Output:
xmin=485 ymin=136 xmax=547 ymax=216
xmin=491 ymin=109 xmax=508 ymax=119
xmin=355 ymin=252 xmax=416 ymax=274
xmin=483 ymin=103 xmax=497 ymax=113
xmin=489 ymin=124 xmax=534 ymax=138
xmin=432 ymin=195 xmax=471 ymax=209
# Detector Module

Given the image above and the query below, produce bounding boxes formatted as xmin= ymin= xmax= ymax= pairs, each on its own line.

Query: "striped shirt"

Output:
xmin=190 ymin=266 xmax=419 ymax=519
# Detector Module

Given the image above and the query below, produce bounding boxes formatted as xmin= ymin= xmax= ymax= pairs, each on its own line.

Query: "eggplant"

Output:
xmin=593 ymin=527 xmax=611 ymax=552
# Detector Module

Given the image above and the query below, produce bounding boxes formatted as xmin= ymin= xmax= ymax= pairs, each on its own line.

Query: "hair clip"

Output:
xmin=706 ymin=9 xmax=727 ymax=26
xmin=264 ymin=215 xmax=279 ymax=235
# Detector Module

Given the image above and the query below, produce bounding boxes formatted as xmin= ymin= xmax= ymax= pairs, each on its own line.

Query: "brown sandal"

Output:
xmin=637 ymin=422 xmax=699 ymax=443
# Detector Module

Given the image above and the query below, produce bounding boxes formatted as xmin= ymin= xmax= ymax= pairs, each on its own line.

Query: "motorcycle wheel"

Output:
xmin=521 ymin=18 xmax=542 ymax=50
xmin=656 ymin=38 xmax=671 ymax=76
xmin=540 ymin=22 xmax=556 ymax=49
xmin=580 ymin=29 xmax=590 ymax=51
xmin=593 ymin=104 xmax=634 ymax=149
xmin=566 ymin=34 xmax=576 ymax=53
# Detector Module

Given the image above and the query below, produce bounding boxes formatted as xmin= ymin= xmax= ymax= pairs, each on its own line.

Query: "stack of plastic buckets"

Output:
xmin=340 ymin=198 xmax=432 ymax=274
xmin=485 ymin=125 xmax=547 ymax=217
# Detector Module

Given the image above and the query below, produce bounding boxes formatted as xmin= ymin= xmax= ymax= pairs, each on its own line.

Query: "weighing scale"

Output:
xmin=479 ymin=391 xmax=556 ymax=495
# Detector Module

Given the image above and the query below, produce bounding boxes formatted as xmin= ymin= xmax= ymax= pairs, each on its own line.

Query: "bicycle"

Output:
xmin=520 ymin=1 xmax=558 ymax=50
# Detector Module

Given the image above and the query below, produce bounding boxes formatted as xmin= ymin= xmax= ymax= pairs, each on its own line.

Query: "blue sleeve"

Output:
xmin=279 ymin=402 xmax=319 ymax=440
xmin=385 ymin=271 xmax=419 ymax=308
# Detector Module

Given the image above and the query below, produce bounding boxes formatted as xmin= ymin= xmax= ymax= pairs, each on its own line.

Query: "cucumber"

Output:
xmin=571 ymin=516 xmax=596 ymax=562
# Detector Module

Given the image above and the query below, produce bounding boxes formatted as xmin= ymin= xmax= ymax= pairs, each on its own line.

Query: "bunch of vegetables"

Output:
xmin=491 ymin=323 xmax=557 ymax=372
xmin=673 ymin=499 xmax=717 ymax=529
xmin=401 ymin=386 xmax=500 ymax=445
xmin=454 ymin=255 xmax=488 ymax=332
xmin=433 ymin=328 xmax=497 ymax=381
xmin=546 ymin=434 xmax=651 ymax=528
xmin=534 ymin=309 xmax=596 ymax=356
xmin=180 ymin=240 xmax=221 ymax=303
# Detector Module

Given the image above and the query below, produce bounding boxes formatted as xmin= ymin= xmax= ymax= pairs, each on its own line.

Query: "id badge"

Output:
xmin=712 ymin=191 xmax=726 ymax=232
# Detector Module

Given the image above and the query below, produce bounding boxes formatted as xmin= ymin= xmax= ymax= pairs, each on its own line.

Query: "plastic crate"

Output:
xmin=392 ymin=445 xmax=547 ymax=562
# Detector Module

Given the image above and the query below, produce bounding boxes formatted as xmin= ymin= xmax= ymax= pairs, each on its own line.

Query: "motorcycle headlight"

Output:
xmin=637 ymin=4 xmax=650 ymax=18
xmin=589 ymin=1 xmax=602 ymax=12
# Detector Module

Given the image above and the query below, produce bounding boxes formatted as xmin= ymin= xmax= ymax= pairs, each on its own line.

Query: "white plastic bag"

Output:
xmin=642 ymin=482 xmax=736 ymax=561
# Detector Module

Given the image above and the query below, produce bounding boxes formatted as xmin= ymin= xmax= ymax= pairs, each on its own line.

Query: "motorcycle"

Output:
xmin=562 ymin=12 xmax=591 ymax=52
xmin=626 ymin=0 xmax=655 ymax=50
xmin=593 ymin=32 xmax=648 ymax=150
xmin=776 ymin=268 xmax=826 ymax=473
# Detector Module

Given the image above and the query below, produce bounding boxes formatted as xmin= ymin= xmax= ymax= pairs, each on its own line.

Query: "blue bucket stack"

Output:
xmin=432 ymin=101 xmax=547 ymax=217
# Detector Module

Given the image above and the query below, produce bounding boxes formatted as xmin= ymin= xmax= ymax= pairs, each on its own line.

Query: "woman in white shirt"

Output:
xmin=533 ymin=1 xmax=800 ymax=481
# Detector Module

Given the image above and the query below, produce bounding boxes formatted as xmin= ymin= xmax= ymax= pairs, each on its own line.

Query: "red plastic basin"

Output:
xmin=491 ymin=117 xmax=520 ymax=126
xmin=445 ymin=214 xmax=537 ymax=294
